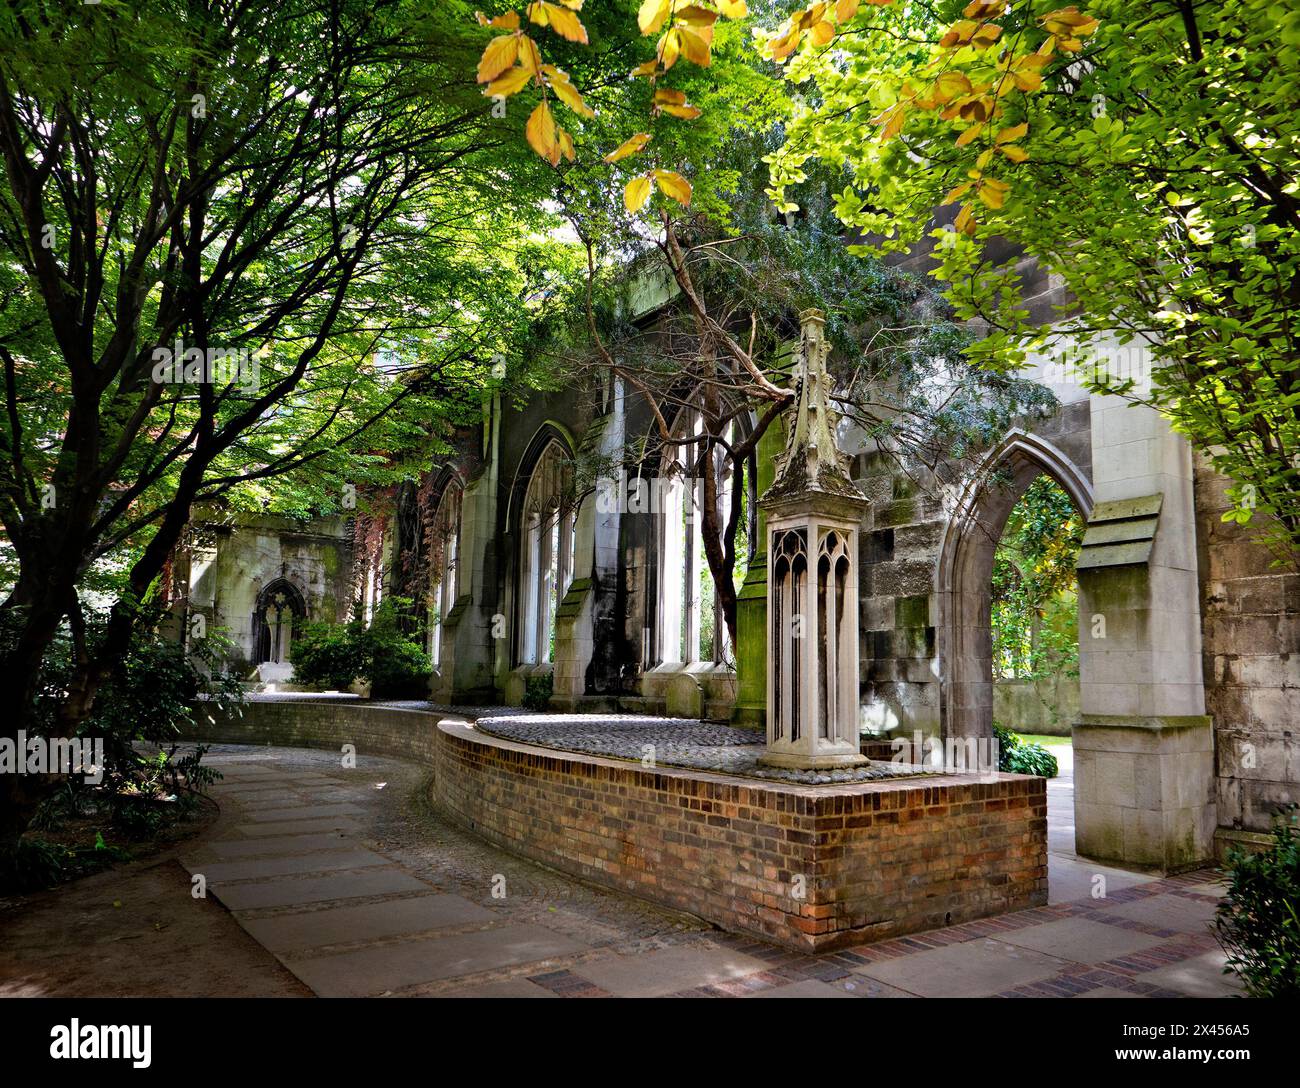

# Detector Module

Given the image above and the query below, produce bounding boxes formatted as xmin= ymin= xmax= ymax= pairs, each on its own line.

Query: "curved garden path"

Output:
xmin=2 ymin=723 xmax=1241 ymax=998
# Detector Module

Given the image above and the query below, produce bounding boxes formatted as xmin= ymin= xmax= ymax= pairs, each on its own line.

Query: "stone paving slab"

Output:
xmin=234 ymin=816 xmax=363 ymax=837
xmin=237 ymin=894 xmax=496 ymax=954
xmin=206 ymin=832 xmax=358 ymax=858
xmin=437 ymin=978 xmax=559 ymax=998
xmin=993 ymin=917 xmax=1169 ymax=964
xmin=1105 ymin=893 xmax=1218 ymax=934
xmin=284 ymin=925 xmax=589 ymax=997
xmin=745 ymin=979 xmax=858 ymax=998
xmin=573 ymin=943 xmax=770 ymax=998
xmin=211 ymin=867 xmax=429 ymax=911
xmin=184 ymin=848 xmax=389 ymax=884
xmin=1047 ymin=855 xmax=1158 ymax=905
xmin=241 ymin=803 xmax=366 ymax=823
xmin=854 ymin=938 xmax=1071 ymax=997
xmin=1139 ymin=950 xmax=1243 ymax=997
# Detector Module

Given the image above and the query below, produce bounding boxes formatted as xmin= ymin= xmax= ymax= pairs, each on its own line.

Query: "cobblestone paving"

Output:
xmin=472 ymin=713 xmax=928 ymax=784
xmin=171 ymin=741 xmax=1238 ymax=999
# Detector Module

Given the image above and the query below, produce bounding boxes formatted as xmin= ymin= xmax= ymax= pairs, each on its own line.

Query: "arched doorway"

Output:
xmin=936 ymin=430 xmax=1093 ymax=742
xmin=252 ymin=578 xmax=307 ymax=666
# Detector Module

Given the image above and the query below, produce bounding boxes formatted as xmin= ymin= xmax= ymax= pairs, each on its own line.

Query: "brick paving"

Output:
xmin=173 ymin=739 xmax=1242 ymax=998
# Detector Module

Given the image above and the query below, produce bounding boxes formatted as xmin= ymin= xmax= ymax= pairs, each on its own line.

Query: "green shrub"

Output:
xmin=522 ymin=671 xmax=553 ymax=711
xmin=290 ymin=617 xmax=366 ymax=690
xmin=993 ymin=721 xmax=1059 ymax=778
xmin=1216 ymin=808 xmax=1300 ymax=997
xmin=289 ymin=598 xmax=430 ymax=698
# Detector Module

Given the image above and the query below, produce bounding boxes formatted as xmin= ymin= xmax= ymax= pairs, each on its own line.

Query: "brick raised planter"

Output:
xmin=433 ymin=720 xmax=1048 ymax=951
xmin=184 ymin=700 xmax=1048 ymax=951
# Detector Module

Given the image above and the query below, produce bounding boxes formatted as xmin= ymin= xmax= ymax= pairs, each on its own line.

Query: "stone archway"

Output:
xmin=252 ymin=578 xmax=307 ymax=667
xmin=936 ymin=429 xmax=1094 ymax=742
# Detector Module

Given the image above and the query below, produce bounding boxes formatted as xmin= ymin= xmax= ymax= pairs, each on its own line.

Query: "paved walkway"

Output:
xmin=178 ymin=741 xmax=1242 ymax=998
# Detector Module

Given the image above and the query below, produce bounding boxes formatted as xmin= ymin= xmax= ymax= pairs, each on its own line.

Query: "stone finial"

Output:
xmin=767 ymin=308 xmax=859 ymax=503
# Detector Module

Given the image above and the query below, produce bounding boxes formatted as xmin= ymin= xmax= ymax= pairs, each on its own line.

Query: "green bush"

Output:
xmin=1216 ymin=808 xmax=1300 ymax=997
xmin=993 ymin=722 xmax=1059 ymax=778
xmin=2 ymin=612 xmax=239 ymax=891
xmin=289 ymin=598 xmax=430 ymax=698
xmin=522 ymin=671 xmax=553 ymax=711
xmin=290 ymin=617 xmax=366 ymax=690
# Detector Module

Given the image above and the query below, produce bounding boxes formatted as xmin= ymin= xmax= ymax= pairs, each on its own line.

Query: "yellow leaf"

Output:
xmin=1012 ymin=70 xmax=1042 ymax=92
xmin=977 ymin=177 xmax=1010 ymax=209
xmin=548 ymin=72 xmax=595 ymax=117
xmin=963 ymin=0 xmax=1005 ymax=17
xmin=678 ymin=25 xmax=713 ymax=65
xmin=654 ymin=169 xmax=692 ymax=205
xmin=477 ymin=11 xmax=521 ymax=29
xmin=483 ymin=67 xmax=533 ymax=97
xmin=477 ymin=35 xmax=519 ymax=83
xmin=836 ymin=0 xmax=859 ymax=21
xmin=998 ymin=144 xmax=1029 ymax=163
xmin=631 ymin=60 xmax=659 ymax=77
xmin=604 ymin=132 xmax=652 ymax=163
xmin=877 ymin=103 xmax=906 ymax=141
xmin=810 ymin=20 xmax=835 ymax=46
xmin=526 ymin=100 xmax=560 ymax=166
xmin=954 ymin=123 xmax=983 ymax=147
xmin=559 ymin=127 xmax=575 ymax=163
xmin=939 ymin=20 xmax=977 ymax=48
xmin=934 ymin=71 xmax=972 ymax=102
xmin=972 ymin=24 xmax=1002 ymax=47
xmin=518 ymin=35 xmax=543 ymax=75
xmin=639 ymin=0 xmax=672 ymax=34
xmin=954 ymin=203 xmax=977 ymax=234
xmin=529 ymin=2 xmax=589 ymax=43
xmin=943 ymin=181 xmax=973 ymax=204
xmin=995 ymin=123 xmax=1027 ymax=144
xmin=660 ymin=27 xmax=682 ymax=69
xmin=655 ymin=88 xmax=687 ymax=105
xmin=717 ymin=0 xmax=748 ymax=16
xmin=625 ymin=175 xmax=653 ymax=213
xmin=661 ymin=103 xmax=703 ymax=119
xmin=676 ymin=5 xmax=719 ymax=26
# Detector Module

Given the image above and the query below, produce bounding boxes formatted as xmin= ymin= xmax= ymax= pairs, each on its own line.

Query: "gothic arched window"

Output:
xmin=518 ymin=439 xmax=575 ymax=665
xmin=253 ymin=579 xmax=306 ymax=665
xmin=428 ymin=481 xmax=463 ymax=666
xmin=656 ymin=407 xmax=754 ymax=667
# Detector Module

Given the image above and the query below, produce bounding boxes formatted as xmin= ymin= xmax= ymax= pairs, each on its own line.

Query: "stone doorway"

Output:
xmin=933 ymin=431 xmax=1093 ymax=866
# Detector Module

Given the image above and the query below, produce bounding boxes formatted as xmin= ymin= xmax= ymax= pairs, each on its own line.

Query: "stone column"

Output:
xmin=758 ymin=311 xmax=869 ymax=770
xmin=1073 ymin=380 xmax=1214 ymax=871
xmin=733 ymin=394 xmax=788 ymax=729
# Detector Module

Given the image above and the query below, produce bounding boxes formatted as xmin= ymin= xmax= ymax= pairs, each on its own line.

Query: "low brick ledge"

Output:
xmin=433 ymin=720 xmax=1048 ymax=952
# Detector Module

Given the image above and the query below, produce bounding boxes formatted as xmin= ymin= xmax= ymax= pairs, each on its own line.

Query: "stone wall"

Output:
xmin=995 ymin=676 xmax=1081 ymax=737
xmin=186 ymin=700 xmax=439 ymax=768
xmin=433 ymin=719 xmax=1047 ymax=951
xmin=185 ymin=512 xmax=353 ymax=672
xmin=1194 ymin=457 xmax=1300 ymax=844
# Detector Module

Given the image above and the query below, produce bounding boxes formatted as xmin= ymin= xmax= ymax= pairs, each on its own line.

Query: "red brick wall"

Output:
xmin=434 ymin=721 xmax=1047 ymax=951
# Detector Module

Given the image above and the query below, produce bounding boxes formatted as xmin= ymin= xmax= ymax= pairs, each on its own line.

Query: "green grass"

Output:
xmin=1014 ymin=733 xmax=1072 ymax=749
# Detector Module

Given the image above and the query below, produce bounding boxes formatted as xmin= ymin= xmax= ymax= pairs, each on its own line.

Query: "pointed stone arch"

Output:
xmin=935 ymin=429 xmax=1094 ymax=741
xmin=252 ymin=577 xmax=308 ymax=666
